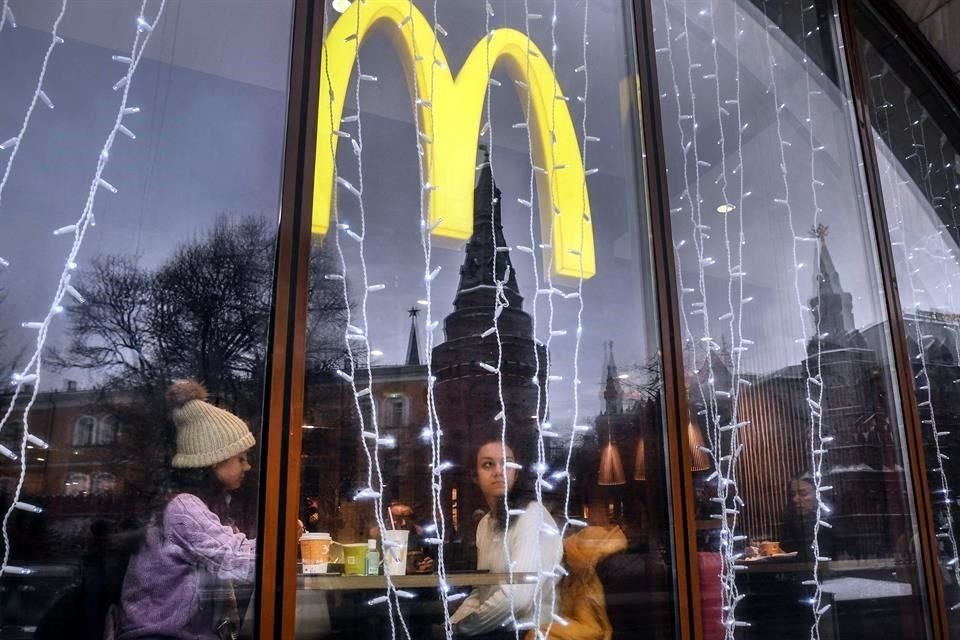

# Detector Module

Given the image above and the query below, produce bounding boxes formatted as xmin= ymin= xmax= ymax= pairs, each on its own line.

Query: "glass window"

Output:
xmin=651 ymin=0 xmax=931 ymax=636
xmin=72 ymin=416 xmax=96 ymax=447
xmin=93 ymin=472 xmax=118 ymax=495
xmin=296 ymin=1 xmax=677 ymax=638
xmin=95 ymin=415 xmax=118 ymax=446
xmin=856 ymin=4 xmax=960 ymax=633
xmin=0 ymin=2 xmax=293 ymax=638
xmin=64 ymin=472 xmax=91 ymax=497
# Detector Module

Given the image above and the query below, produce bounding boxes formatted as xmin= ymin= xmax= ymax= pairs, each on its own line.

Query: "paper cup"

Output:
xmin=342 ymin=543 xmax=368 ymax=576
xmin=300 ymin=532 xmax=333 ymax=566
xmin=383 ymin=530 xmax=409 ymax=576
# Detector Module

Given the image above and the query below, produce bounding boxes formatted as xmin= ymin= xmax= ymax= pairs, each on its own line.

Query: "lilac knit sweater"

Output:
xmin=117 ymin=493 xmax=256 ymax=639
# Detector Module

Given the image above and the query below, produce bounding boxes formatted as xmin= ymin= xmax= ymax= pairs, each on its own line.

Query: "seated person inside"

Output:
xmin=450 ymin=432 xmax=563 ymax=638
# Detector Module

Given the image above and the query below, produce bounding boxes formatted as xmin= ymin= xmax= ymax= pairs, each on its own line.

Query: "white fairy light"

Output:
xmin=0 ymin=0 xmax=15 ymax=33
xmin=519 ymin=0 xmax=551 ymax=633
xmin=478 ymin=2 xmax=524 ymax=635
xmin=403 ymin=0 xmax=457 ymax=635
xmin=867 ymin=61 xmax=960 ymax=603
xmin=0 ymin=0 xmax=166 ymax=579
xmin=705 ymin=0 xmax=750 ymax=631
xmin=763 ymin=2 xmax=829 ymax=636
xmin=0 ymin=0 xmax=68 ymax=221
xmin=657 ymin=0 xmax=748 ymax=632
xmin=321 ymin=3 xmax=412 ymax=637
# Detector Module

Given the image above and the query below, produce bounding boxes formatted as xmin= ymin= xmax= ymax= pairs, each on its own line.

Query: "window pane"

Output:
xmin=651 ymin=0 xmax=931 ymax=636
xmin=296 ymin=1 xmax=677 ymax=638
xmin=857 ymin=5 xmax=960 ymax=633
xmin=0 ymin=2 xmax=293 ymax=638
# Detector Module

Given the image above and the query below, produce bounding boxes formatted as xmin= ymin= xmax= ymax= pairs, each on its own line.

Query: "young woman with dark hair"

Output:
xmin=449 ymin=434 xmax=563 ymax=638
xmin=780 ymin=472 xmax=833 ymax=562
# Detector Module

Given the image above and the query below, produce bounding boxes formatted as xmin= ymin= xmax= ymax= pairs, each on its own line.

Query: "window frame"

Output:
xmin=71 ymin=415 xmax=97 ymax=448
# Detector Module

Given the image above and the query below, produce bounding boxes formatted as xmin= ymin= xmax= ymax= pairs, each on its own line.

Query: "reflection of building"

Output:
xmin=432 ymin=154 xmax=547 ymax=536
xmin=692 ymin=230 xmax=909 ymax=558
xmin=0 ymin=388 xmax=129 ymax=499
xmin=863 ymin=310 xmax=960 ymax=538
xmin=0 ymin=386 xmax=153 ymax=560
xmin=301 ymin=357 xmax=430 ymax=539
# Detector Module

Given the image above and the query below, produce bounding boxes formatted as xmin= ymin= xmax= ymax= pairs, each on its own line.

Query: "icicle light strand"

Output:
xmin=657 ymin=0 xmax=748 ymax=632
xmin=798 ymin=6 xmax=829 ymax=637
xmin=0 ymin=0 xmax=68 ymax=223
xmin=556 ymin=0 xmax=592 ymax=632
xmin=323 ymin=4 xmax=411 ymax=637
xmin=481 ymin=3 xmax=520 ymax=633
xmin=0 ymin=0 xmax=14 ymax=34
xmin=540 ymin=0 xmax=568 ymax=637
xmin=0 ymin=0 xmax=166 ymax=578
xmin=867 ymin=60 xmax=960 ymax=603
xmin=416 ymin=0 xmax=454 ymax=635
xmin=762 ymin=3 xmax=829 ymax=638
xmin=520 ymin=1 xmax=550 ymax=635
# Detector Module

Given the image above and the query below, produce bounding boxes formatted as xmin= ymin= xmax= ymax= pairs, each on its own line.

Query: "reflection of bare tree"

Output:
xmin=618 ymin=354 xmax=662 ymax=406
xmin=48 ymin=216 xmax=354 ymax=521
xmin=56 ymin=216 xmax=351 ymax=393
xmin=0 ymin=286 xmax=26 ymax=380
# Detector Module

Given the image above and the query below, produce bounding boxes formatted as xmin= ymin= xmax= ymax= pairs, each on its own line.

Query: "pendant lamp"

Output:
xmin=598 ymin=438 xmax=626 ymax=486
xmin=634 ymin=437 xmax=647 ymax=481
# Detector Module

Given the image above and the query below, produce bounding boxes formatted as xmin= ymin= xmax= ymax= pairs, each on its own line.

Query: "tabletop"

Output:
xmin=299 ymin=572 xmax=535 ymax=591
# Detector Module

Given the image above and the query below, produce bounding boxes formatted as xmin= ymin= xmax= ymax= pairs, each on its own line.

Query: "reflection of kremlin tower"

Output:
xmin=431 ymin=150 xmax=547 ymax=537
xmin=728 ymin=227 xmax=905 ymax=557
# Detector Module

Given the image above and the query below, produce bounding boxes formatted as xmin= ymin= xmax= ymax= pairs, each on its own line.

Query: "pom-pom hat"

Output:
xmin=168 ymin=380 xmax=255 ymax=468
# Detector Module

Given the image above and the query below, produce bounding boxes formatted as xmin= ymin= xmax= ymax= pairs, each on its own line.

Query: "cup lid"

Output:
xmin=300 ymin=532 xmax=331 ymax=540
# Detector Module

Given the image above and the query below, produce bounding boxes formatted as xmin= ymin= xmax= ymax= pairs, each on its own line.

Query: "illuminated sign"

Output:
xmin=314 ymin=0 xmax=595 ymax=279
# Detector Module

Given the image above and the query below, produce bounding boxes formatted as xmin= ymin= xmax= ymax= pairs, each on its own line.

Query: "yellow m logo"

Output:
xmin=314 ymin=0 xmax=596 ymax=279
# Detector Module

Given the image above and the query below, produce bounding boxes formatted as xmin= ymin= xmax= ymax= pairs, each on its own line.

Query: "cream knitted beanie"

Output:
xmin=168 ymin=380 xmax=255 ymax=468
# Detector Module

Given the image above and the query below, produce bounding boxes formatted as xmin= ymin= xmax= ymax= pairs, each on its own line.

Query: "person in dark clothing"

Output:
xmin=780 ymin=473 xmax=833 ymax=561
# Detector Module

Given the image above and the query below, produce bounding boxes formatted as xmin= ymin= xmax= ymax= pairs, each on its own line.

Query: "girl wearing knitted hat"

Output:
xmin=114 ymin=380 xmax=257 ymax=640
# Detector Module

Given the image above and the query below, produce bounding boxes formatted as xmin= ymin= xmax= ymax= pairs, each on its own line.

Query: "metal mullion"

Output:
xmin=255 ymin=0 xmax=325 ymax=637
xmin=632 ymin=0 xmax=703 ymax=638
xmin=835 ymin=0 xmax=948 ymax=637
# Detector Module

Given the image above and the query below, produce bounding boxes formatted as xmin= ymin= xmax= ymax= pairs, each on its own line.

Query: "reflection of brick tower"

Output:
xmin=737 ymin=226 xmax=903 ymax=555
xmin=805 ymin=225 xmax=902 ymax=558
xmin=431 ymin=149 xmax=546 ymax=541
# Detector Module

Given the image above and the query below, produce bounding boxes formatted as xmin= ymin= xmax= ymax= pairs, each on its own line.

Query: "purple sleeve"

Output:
xmin=164 ymin=494 xmax=257 ymax=582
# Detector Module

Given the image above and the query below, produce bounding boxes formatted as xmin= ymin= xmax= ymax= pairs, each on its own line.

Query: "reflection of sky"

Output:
xmin=0 ymin=0 xmax=662 ymax=424
xmin=0 ymin=13 xmax=289 ymax=386
xmin=654 ymin=0 xmax=905 ymax=375
xmin=875 ymin=139 xmax=960 ymax=317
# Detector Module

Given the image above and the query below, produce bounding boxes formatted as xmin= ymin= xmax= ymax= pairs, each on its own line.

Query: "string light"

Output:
xmin=322 ymin=3 xmax=411 ymax=637
xmin=866 ymin=58 xmax=960 ymax=605
xmin=656 ymin=0 xmax=750 ymax=632
xmin=520 ymin=0 xmax=551 ymax=634
xmin=547 ymin=0 xmax=595 ymax=638
xmin=762 ymin=2 xmax=829 ymax=637
xmin=409 ymin=0 xmax=455 ymax=635
xmin=0 ymin=0 xmax=67 ymax=269
xmin=0 ymin=0 xmax=15 ymax=34
xmin=477 ymin=2 xmax=524 ymax=635
xmin=0 ymin=0 xmax=166 ymax=578
xmin=798 ymin=5 xmax=831 ymax=636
